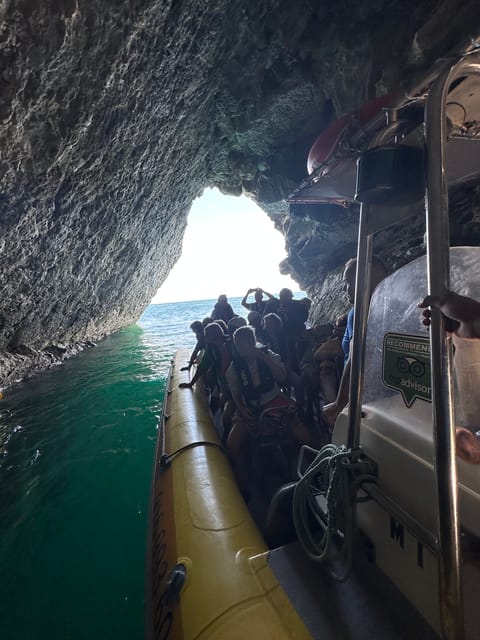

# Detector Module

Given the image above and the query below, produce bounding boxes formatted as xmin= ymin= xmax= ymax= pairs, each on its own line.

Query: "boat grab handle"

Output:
xmin=159 ymin=440 xmax=226 ymax=470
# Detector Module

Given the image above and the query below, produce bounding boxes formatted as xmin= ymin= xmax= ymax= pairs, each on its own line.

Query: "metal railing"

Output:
xmin=424 ymin=51 xmax=480 ymax=640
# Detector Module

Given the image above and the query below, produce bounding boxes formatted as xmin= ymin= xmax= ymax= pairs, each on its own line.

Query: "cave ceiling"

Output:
xmin=0 ymin=0 xmax=479 ymax=382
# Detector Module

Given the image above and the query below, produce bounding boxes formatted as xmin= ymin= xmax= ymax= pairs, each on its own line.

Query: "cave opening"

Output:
xmin=151 ymin=187 xmax=299 ymax=304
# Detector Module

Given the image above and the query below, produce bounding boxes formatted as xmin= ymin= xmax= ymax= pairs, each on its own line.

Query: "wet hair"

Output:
xmin=233 ymin=325 xmax=256 ymax=346
xmin=247 ymin=311 xmax=262 ymax=327
xmin=204 ymin=323 xmax=225 ymax=342
xmin=279 ymin=287 xmax=293 ymax=301
xmin=312 ymin=322 xmax=334 ymax=340
xmin=264 ymin=312 xmax=283 ymax=331
xmin=214 ymin=319 xmax=228 ymax=333
xmin=228 ymin=316 xmax=247 ymax=333
xmin=190 ymin=320 xmax=203 ymax=333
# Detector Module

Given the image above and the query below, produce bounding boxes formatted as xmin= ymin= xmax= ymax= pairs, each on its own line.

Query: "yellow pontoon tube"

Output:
xmin=146 ymin=350 xmax=310 ymax=640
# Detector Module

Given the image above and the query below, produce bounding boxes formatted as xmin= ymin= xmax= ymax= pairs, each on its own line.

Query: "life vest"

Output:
xmin=232 ymin=355 xmax=276 ymax=412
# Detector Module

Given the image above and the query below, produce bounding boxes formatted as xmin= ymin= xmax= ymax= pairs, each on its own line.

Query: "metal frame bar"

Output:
xmin=346 ymin=52 xmax=480 ymax=639
xmin=347 ymin=202 xmax=373 ymax=450
xmin=424 ymin=51 xmax=480 ymax=640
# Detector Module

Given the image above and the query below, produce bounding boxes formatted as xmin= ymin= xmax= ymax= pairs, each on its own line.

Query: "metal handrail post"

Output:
xmin=423 ymin=52 xmax=480 ymax=640
xmin=347 ymin=202 xmax=373 ymax=450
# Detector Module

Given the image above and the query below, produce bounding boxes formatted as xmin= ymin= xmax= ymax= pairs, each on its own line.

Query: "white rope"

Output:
xmin=292 ymin=443 xmax=377 ymax=581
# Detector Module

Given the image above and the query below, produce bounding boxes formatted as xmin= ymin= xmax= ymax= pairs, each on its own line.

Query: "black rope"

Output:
xmin=159 ymin=440 xmax=226 ymax=470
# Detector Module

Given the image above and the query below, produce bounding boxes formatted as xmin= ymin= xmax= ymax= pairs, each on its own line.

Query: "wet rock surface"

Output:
xmin=0 ymin=0 xmax=479 ymax=382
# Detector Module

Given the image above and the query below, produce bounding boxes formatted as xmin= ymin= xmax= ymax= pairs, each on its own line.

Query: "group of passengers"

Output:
xmin=179 ymin=259 xmax=480 ymax=504
xmin=179 ymin=283 xmax=357 ymax=497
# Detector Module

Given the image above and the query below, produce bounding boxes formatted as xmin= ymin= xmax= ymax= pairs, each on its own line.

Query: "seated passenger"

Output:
xmin=277 ymin=288 xmax=310 ymax=370
xmin=334 ymin=312 xmax=348 ymax=340
xmin=324 ymin=256 xmax=387 ymax=428
xmin=241 ymin=287 xmax=274 ymax=316
xmin=316 ymin=359 xmax=339 ymax=405
xmin=313 ymin=314 xmax=347 ymax=360
xmin=279 ymin=287 xmax=294 ymax=304
xmin=226 ymin=327 xmax=315 ymax=492
xmin=263 ymin=287 xmax=295 ymax=323
xmin=419 ymin=290 xmax=480 ymax=463
xmin=307 ymin=322 xmax=335 ymax=346
xmin=226 ymin=327 xmax=287 ymax=418
xmin=299 ymin=323 xmax=339 ymax=426
xmin=214 ymin=319 xmax=228 ymax=335
xmin=263 ymin=312 xmax=305 ymax=409
xmin=262 ymin=313 xmax=288 ymax=361
xmin=181 ymin=320 xmax=205 ymax=371
xmin=179 ymin=322 xmax=231 ymax=394
xmin=211 ymin=294 xmax=235 ymax=323
xmin=312 ymin=320 xmax=345 ymax=382
xmin=227 ymin=315 xmax=247 ymax=337
xmin=247 ymin=310 xmax=269 ymax=345
xmin=279 ymin=288 xmax=308 ymax=329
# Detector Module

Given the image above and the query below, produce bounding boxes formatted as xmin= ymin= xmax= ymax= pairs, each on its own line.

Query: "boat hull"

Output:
xmin=146 ymin=351 xmax=311 ymax=640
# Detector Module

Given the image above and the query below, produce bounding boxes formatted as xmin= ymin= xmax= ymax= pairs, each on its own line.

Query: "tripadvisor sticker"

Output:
xmin=382 ymin=333 xmax=431 ymax=407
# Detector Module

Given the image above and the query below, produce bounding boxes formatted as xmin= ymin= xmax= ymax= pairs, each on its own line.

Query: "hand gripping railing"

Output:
xmin=424 ymin=50 xmax=480 ymax=640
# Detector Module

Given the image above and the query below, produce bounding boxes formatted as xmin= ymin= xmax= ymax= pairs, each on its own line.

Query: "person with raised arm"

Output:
xmin=241 ymin=287 xmax=274 ymax=316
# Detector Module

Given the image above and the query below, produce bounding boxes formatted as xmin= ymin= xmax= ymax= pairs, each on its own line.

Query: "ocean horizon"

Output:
xmin=150 ymin=289 xmax=305 ymax=306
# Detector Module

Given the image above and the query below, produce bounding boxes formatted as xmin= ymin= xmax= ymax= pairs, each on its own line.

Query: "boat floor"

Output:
xmin=269 ymin=542 xmax=440 ymax=639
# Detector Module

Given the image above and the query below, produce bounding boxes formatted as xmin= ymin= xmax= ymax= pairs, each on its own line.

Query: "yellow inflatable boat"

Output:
xmin=146 ymin=351 xmax=441 ymax=640
xmin=145 ymin=350 xmax=311 ymax=640
xmin=147 ymin=50 xmax=480 ymax=640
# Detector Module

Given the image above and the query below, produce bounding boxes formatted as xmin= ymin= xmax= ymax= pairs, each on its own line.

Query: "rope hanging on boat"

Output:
xmin=292 ymin=443 xmax=377 ymax=581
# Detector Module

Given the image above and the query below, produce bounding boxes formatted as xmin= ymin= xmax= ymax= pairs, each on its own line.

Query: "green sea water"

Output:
xmin=0 ymin=298 xmax=245 ymax=640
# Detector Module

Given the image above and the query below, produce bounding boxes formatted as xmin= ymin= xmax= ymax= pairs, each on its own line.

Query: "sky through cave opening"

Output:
xmin=151 ymin=188 xmax=300 ymax=304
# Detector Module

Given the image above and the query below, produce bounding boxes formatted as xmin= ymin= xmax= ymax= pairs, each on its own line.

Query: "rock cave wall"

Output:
xmin=0 ymin=0 xmax=480 ymax=383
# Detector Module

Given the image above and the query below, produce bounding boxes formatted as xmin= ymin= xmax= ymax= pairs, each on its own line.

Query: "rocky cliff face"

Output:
xmin=0 ymin=0 xmax=479 ymax=383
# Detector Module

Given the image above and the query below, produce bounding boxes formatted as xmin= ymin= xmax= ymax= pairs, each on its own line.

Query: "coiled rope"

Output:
xmin=292 ymin=443 xmax=377 ymax=581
